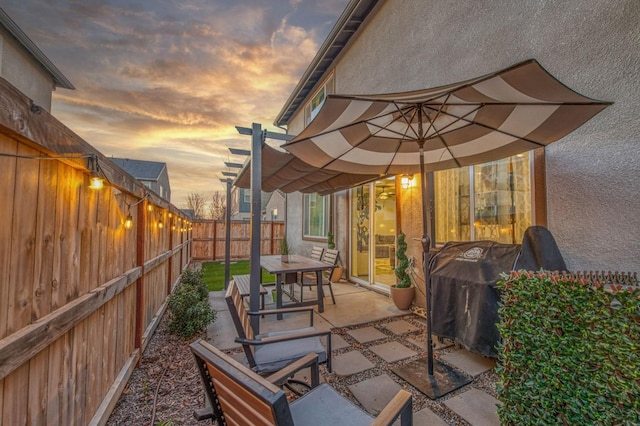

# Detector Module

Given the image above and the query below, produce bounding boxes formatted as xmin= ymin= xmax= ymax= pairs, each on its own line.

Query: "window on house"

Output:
xmin=243 ymin=189 xmax=250 ymax=203
xmin=434 ymin=152 xmax=532 ymax=245
xmin=303 ymin=193 xmax=330 ymax=238
xmin=304 ymin=75 xmax=334 ymax=125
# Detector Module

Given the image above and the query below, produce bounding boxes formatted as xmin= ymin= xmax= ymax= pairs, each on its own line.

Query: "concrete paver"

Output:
xmin=330 ymin=334 xmax=351 ymax=351
xmin=440 ymin=349 xmax=496 ymax=377
xmin=382 ymin=319 xmax=421 ymax=335
xmin=412 ymin=407 xmax=449 ymax=425
xmin=444 ymin=388 xmax=500 ymax=426
xmin=347 ymin=326 xmax=387 ymax=343
xmin=369 ymin=341 xmax=417 ymax=363
xmin=347 ymin=374 xmax=402 ymax=415
xmin=333 ymin=350 xmax=375 ymax=377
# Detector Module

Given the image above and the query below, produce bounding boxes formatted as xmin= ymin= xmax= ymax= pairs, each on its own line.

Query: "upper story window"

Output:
xmin=243 ymin=189 xmax=250 ymax=203
xmin=303 ymin=193 xmax=330 ymax=239
xmin=304 ymin=75 xmax=334 ymax=126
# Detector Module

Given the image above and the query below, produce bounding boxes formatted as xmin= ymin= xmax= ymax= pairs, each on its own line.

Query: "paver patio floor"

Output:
xmin=207 ymin=281 xmax=500 ymax=425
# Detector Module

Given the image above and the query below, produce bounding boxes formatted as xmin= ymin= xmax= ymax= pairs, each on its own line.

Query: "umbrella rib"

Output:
xmin=421 ymin=96 xmax=463 ymax=168
xmin=422 ymin=103 xmax=548 ymax=148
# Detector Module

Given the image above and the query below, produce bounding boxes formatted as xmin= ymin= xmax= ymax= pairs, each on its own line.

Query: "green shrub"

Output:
xmin=496 ymin=270 xmax=640 ymax=425
xmin=167 ymin=268 xmax=216 ymax=339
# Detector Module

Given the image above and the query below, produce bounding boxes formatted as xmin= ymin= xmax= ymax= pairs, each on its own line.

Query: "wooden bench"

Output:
xmin=233 ymin=274 xmax=269 ymax=310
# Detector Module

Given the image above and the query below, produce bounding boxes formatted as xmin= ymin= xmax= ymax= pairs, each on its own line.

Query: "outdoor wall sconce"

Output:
xmin=401 ymin=174 xmax=414 ymax=189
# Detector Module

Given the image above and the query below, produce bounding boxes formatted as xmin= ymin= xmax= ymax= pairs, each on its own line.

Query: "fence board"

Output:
xmin=28 ymin=347 xmax=49 ymax=424
xmin=191 ymin=220 xmax=284 ymax=260
xmin=72 ymin=321 xmax=88 ymax=426
xmin=8 ymin=145 xmax=39 ymax=335
xmin=0 ymin=139 xmax=17 ymax=341
xmin=33 ymin=158 xmax=57 ymax=321
xmin=2 ymin=363 xmax=28 ymax=425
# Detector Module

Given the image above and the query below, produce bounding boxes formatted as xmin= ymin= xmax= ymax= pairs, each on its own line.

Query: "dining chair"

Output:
xmin=225 ymin=280 xmax=332 ymax=375
xmin=298 ymin=248 xmax=339 ymax=304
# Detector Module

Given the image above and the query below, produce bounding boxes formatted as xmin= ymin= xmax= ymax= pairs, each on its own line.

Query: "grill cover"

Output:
xmin=430 ymin=241 xmax=521 ymax=358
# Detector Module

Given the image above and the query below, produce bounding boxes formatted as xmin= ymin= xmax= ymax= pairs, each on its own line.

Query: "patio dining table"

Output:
xmin=260 ymin=254 xmax=334 ymax=319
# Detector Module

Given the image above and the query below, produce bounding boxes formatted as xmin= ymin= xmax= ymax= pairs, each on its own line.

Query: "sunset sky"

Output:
xmin=2 ymin=0 xmax=349 ymax=205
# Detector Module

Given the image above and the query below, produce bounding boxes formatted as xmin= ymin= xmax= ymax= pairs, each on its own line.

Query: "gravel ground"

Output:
xmin=107 ymin=311 xmax=498 ymax=425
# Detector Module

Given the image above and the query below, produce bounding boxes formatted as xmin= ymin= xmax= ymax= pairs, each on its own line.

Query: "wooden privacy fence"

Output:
xmin=0 ymin=77 xmax=192 ymax=425
xmin=191 ymin=220 xmax=285 ymax=260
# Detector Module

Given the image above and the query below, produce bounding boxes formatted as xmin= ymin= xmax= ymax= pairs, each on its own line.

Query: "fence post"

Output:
xmin=134 ymin=199 xmax=146 ymax=351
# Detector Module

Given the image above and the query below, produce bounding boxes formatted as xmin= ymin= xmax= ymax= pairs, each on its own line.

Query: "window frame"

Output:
xmin=304 ymin=74 xmax=334 ymax=126
xmin=302 ymin=193 xmax=330 ymax=241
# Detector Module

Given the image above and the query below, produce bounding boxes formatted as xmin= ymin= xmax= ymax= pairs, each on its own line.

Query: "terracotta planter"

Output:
xmin=390 ymin=285 xmax=415 ymax=310
xmin=281 ymin=254 xmax=289 ymax=263
xmin=330 ymin=266 xmax=343 ymax=282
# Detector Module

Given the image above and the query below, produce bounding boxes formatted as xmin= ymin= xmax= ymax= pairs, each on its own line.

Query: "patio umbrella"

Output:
xmin=282 ymin=59 xmax=611 ymax=398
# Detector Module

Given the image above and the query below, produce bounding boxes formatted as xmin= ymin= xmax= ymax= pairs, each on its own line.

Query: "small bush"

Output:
xmin=167 ymin=268 xmax=216 ymax=339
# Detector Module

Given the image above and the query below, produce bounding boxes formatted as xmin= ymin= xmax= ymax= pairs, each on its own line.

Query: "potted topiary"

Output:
xmin=280 ymin=238 xmax=289 ymax=262
xmin=390 ymin=232 xmax=415 ymax=310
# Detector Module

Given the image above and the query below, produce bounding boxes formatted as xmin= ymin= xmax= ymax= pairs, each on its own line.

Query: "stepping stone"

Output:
xmin=369 ymin=341 xmax=417 ymax=363
xmin=347 ymin=374 xmax=401 ymax=416
xmin=347 ymin=326 xmax=387 ymax=343
xmin=382 ymin=320 xmax=421 ymax=335
xmin=407 ymin=334 xmax=454 ymax=350
xmin=332 ymin=351 xmax=375 ymax=377
xmin=444 ymin=388 xmax=500 ymax=426
xmin=413 ymin=407 xmax=449 ymax=426
xmin=330 ymin=334 xmax=351 ymax=351
xmin=440 ymin=349 xmax=496 ymax=377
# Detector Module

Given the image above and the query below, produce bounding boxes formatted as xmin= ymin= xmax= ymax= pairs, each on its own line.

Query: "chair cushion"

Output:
xmin=289 ymin=383 xmax=373 ymax=426
xmin=253 ymin=327 xmax=327 ymax=373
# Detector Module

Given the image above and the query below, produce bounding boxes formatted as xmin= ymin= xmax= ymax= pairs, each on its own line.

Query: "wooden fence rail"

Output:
xmin=191 ymin=220 xmax=285 ymax=260
xmin=0 ymin=76 xmax=192 ymax=425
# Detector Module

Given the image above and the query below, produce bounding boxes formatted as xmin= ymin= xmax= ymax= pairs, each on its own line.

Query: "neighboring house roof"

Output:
xmin=0 ymin=8 xmax=74 ymax=90
xmin=273 ymin=0 xmax=379 ymax=127
xmin=111 ymin=158 xmax=166 ymax=181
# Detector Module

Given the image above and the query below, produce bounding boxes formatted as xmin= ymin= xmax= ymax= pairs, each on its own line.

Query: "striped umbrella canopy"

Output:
xmin=282 ymin=59 xmax=611 ymax=175
xmin=281 ymin=58 xmax=611 ymax=388
xmin=234 ymin=143 xmax=385 ymax=195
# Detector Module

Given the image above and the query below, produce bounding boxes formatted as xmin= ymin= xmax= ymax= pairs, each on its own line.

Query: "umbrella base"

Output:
xmin=391 ymin=358 xmax=471 ymax=399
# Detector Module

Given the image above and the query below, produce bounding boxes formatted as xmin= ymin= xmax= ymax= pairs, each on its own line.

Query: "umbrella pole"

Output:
xmin=391 ymin=146 xmax=471 ymax=399
xmin=419 ymin=148 xmax=435 ymax=376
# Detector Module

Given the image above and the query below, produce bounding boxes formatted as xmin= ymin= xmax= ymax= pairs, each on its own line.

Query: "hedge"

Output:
xmin=496 ymin=270 xmax=639 ymax=425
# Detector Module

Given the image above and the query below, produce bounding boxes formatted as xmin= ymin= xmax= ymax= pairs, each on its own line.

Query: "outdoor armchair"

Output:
xmin=190 ymin=339 xmax=413 ymax=425
xmin=225 ymin=279 xmax=332 ymax=374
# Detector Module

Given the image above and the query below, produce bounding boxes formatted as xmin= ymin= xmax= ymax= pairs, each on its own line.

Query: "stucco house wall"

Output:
xmin=285 ymin=0 xmax=639 ymax=273
xmin=0 ymin=29 xmax=55 ymax=111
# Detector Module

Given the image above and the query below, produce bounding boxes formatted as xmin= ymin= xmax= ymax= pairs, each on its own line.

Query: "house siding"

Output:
xmin=0 ymin=30 xmax=54 ymax=111
xmin=286 ymin=0 xmax=639 ymax=273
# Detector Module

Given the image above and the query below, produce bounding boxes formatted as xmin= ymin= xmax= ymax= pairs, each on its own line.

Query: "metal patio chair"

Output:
xmin=297 ymin=248 xmax=338 ymax=304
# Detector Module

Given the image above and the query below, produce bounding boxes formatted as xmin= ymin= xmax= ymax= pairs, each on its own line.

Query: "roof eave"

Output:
xmin=0 ymin=8 xmax=75 ymax=90
xmin=273 ymin=0 xmax=379 ymax=127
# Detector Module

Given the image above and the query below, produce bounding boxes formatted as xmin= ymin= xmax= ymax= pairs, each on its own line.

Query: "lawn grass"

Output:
xmin=201 ymin=260 xmax=275 ymax=292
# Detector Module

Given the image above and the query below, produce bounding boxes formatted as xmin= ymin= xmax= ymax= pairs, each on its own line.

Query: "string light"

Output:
xmin=124 ymin=214 xmax=134 ymax=230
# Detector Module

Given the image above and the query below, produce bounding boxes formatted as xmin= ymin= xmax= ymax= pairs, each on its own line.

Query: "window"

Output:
xmin=434 ymin=153 xmax=532 ymax=245
xmin=304 ymin=75 xmax=334 ymax=125
xmin=303 ymin=193 xmax=330 ymax=238
xmin=243 ymin=189 xmax=250 ymax=203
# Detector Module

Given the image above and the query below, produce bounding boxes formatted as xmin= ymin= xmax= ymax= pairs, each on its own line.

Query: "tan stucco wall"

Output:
xmin=287 ymin=0 xmax=639 ymax=276
xmin=0 ymin=31 xmax=54 ymax=111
